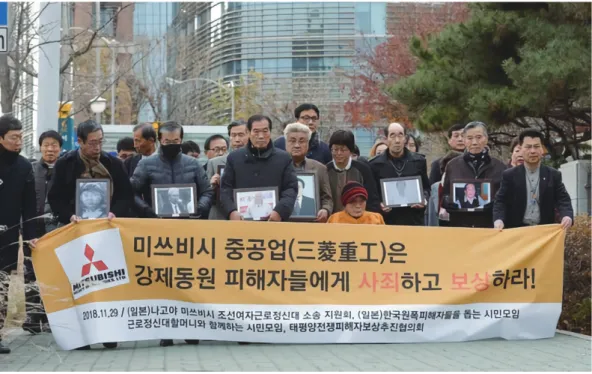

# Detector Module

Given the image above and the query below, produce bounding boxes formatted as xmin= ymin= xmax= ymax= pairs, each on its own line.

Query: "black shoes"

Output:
xmin=0 ymin=341 xmax=10 ymax=354
xmin=160 ymin=339 xmax=199 ymax=346
xmin=75 ymin=342 xmax=118 ymax=350
xmin=160 ymin=339 xmax=174 ymax=347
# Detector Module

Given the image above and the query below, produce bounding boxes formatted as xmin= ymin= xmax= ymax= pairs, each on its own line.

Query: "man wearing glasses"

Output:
xmin=0 ymin=115 xmax=38 ymax=354
xmin=274 ymin=103 xmax=332 ymax=165
xmin=48 ymin=119 xmax=134 ymax=350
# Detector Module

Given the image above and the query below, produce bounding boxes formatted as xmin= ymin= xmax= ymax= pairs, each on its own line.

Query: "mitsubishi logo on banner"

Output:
xmin=81 ymin=244 xmax=108 ymax=277
xmin=54 ymin=228 xmax=129 ymax=299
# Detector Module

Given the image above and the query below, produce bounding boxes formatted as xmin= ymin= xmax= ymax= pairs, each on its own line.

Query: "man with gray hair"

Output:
xmin=441 ymin=121 xmax=508 ymax=228
xmin=284 ymin=122 xmax=333 ymax=222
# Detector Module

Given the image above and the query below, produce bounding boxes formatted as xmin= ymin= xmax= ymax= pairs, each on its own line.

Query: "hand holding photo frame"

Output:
xmin=380 ymin=176 xmax=423 ymax=208
xmin=234 ymin=187 xmax=278 ymax=221
xmin=151 ymin=183 xmax=197 ymax=218
xmin=290 ymin=172 xmax=320 ymax=221
xmin=75 ymin=179 xmax=110 ymax=219
xmin=450 ymin=179 xmax=492 ymax=212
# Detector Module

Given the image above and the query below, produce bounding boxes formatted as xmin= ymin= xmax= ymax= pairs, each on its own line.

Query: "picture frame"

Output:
xmin=234 ymin=187 xmax=279 ymax=221
xmin=75 ymin=179 xmax=110 ymax=220
xmin=380 ymin=176 xmax=423 ymax=208
xmin=450 ymin=179 xmax=492 ymax=212
xmin=151 ymin=183 xmax=197 ymax=218
xmin=290 ymin=172 xmax=320 ymax=222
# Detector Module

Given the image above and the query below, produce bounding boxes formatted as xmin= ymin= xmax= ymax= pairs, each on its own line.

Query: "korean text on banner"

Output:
xmin=33 ymin=219 xmax=565 ymax=350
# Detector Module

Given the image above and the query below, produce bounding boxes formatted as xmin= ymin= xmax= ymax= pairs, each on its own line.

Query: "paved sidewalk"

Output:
xmin=0 ymin=330 xmax=590 ymax=371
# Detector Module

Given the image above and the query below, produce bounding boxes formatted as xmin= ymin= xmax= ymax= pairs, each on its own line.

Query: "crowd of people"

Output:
xmin=0 ymin=102 xmax=574 ymax=353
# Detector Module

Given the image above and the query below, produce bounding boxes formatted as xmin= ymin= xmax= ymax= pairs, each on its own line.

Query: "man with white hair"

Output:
xmin=284 ymin=122 xmax=333 ymax=222
xmin=441 ymin=121 xmax=508 ymax=228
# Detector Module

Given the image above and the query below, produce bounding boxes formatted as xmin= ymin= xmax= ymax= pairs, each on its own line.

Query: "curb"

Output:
xmin=556 ymin=329 xmax=592 ymax=340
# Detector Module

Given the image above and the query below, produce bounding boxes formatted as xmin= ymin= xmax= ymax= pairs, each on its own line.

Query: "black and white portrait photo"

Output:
xmin=234 ymin=187 xmax=278 ymax=221
xmin=291 ymin=173 xmax=319 ymax=221
xmin=452 ymin=180 xmax=491 ymax=211
xmin=381 ymin=176 xmax=423 ymax=208
xmin=75 ymin=179 xmax=110 ymax=219
xmin=152 ymin=184 xmax=196 ymax=217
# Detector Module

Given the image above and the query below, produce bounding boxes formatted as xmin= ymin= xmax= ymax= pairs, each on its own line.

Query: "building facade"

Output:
xmin=166 ymin=2 xmax=389 ymax=134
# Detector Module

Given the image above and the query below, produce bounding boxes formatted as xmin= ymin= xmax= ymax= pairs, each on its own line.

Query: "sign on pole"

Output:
xmin=0 ymin=2 xmax=8 ymax=53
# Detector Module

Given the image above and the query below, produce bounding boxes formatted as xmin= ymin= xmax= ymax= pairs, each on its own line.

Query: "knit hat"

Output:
xmin=341 ymin=181 xmax=368 ymax=206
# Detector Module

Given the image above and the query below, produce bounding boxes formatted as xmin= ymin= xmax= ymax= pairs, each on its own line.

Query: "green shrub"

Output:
xmin=558 ymin=215 xmax=591 ymax=335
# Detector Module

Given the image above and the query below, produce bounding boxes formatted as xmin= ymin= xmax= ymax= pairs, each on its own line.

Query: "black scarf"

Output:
xmin=0 ymin=144 xmax=19 ymax=167
xmin=463 ymin=148 xmax=491 ymax=172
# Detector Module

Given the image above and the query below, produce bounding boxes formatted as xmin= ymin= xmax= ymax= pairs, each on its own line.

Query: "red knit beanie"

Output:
xmin=341 ymin=181 xmax=368 ymax=206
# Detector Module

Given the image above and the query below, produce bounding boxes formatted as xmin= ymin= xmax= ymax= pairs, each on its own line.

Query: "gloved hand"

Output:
xmin=441 ymin=195 xmax=459 ymax=211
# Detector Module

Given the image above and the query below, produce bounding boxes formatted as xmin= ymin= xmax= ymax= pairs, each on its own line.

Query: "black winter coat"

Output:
xmin=0 ymin=149 xmax=37 ymax=272
xmin=493 ymin=164 xmax=573 ymax=228
xmin=369 ymin=149 xmax=430 ymax=226
xmin=48 ymin=150 xmax=134 ymax=224
xmin=220 ymin=141 xmax=298 ymax=221
xmin=442 ymin=153 xmax=508 ymax=228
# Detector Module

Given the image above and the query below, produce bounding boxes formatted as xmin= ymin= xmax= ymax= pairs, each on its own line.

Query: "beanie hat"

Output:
xmin=341 ymin=181 xmax=368 ymax=206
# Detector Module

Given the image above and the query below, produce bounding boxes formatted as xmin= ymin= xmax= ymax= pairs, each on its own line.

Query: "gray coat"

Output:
xmin=131 ymin=150 xmax=214 ymax=218
xmin=206 ymin=154 xmax=228 ymax=220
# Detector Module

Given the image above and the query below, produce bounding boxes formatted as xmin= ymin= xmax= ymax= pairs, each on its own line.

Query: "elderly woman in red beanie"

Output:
xmin=327 ymin=181 xmax=385 ymax=225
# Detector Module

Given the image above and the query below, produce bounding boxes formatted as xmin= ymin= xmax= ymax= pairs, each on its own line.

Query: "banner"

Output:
xmin=33 ymin=219 xmax=565 ymax=350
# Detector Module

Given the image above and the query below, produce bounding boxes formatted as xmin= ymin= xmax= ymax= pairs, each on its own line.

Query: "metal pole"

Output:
xmin=230 ymin=82 xmax=235 ymax=122
xmin=95 ymin=1 xmax=101 ymax=124
xmin=111 ymin=47 xmax=115 ymax=124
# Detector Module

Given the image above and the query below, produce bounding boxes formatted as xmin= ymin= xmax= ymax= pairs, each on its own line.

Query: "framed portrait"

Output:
xmin=381 ymin=176 xmax=423 ymax=208
xmin=234 ymin=187 xmax=278 ymax=221
xmin=75 ymin=179 xmax=110 ymax=220
xmin=451 ymin=179 xmax=492 ymax=212
xmin=290 ymin=172 xmax=320 ymax=221
xmin=151 ymin=183 xmax=197 ymax=218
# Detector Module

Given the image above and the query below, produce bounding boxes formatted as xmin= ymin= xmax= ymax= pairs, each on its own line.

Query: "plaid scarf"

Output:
xmin=79 ymin=150 xmax=113 ymax=197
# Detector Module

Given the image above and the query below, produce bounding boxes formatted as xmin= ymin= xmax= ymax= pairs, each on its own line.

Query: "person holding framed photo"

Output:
xmin=221 ymin=115 xmax=298 ymax=222
xmin=206 ymin=120 xmax=249 ymax=220
xmin=130 ymin=121 xmax=214 ymax=221
xmin=284 ymin=122 xmax=333 ymax=222
xmin=441 ymin=121 xmax=508 ymax=228
xmin=369 ymin=122 xmax=430 ymax=226
xmin=48 ymin=119 xmax=134 ymax=350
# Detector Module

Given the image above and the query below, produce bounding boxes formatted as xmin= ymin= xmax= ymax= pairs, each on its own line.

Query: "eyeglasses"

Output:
xmin=41 ymin=143 xmax=60 ymax=149
xmin=4 ymin=135 xmax=22 ymax=144
xmin=331 ymin=147 xmax=350 ymax=154
xmin=287 ymin=139 xmax=308 ymax=145
xmin=86 ymin=140 xmax=105 ymax=147
xmin=209 ymin=147 xmax=227 ymax=153
xmin=299 ymin=116 xmax=319 ymax=123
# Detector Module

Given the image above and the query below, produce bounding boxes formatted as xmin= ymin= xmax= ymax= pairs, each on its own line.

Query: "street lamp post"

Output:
xmin=166 ymin=77 xmax=235 ymax=122
xmin=90 ymin=97 xmax=107 ymax=123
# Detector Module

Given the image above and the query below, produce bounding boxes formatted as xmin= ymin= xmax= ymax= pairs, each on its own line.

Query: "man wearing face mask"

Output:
xmin=441 ymin=121 xmax=508 ymax=228
xmin=131 ymin=121 xmax=214 ymax=220
xmin=0 ymin=115 xmax=38 ymax=354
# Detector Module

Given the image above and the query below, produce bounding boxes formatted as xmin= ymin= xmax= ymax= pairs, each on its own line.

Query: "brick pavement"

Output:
xmin=0 ymin=330 xmax=590 ymax=371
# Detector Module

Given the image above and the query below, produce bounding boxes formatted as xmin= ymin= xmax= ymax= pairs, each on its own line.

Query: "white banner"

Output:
xmin=48 ymin=300 xmax=561 ymax=350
